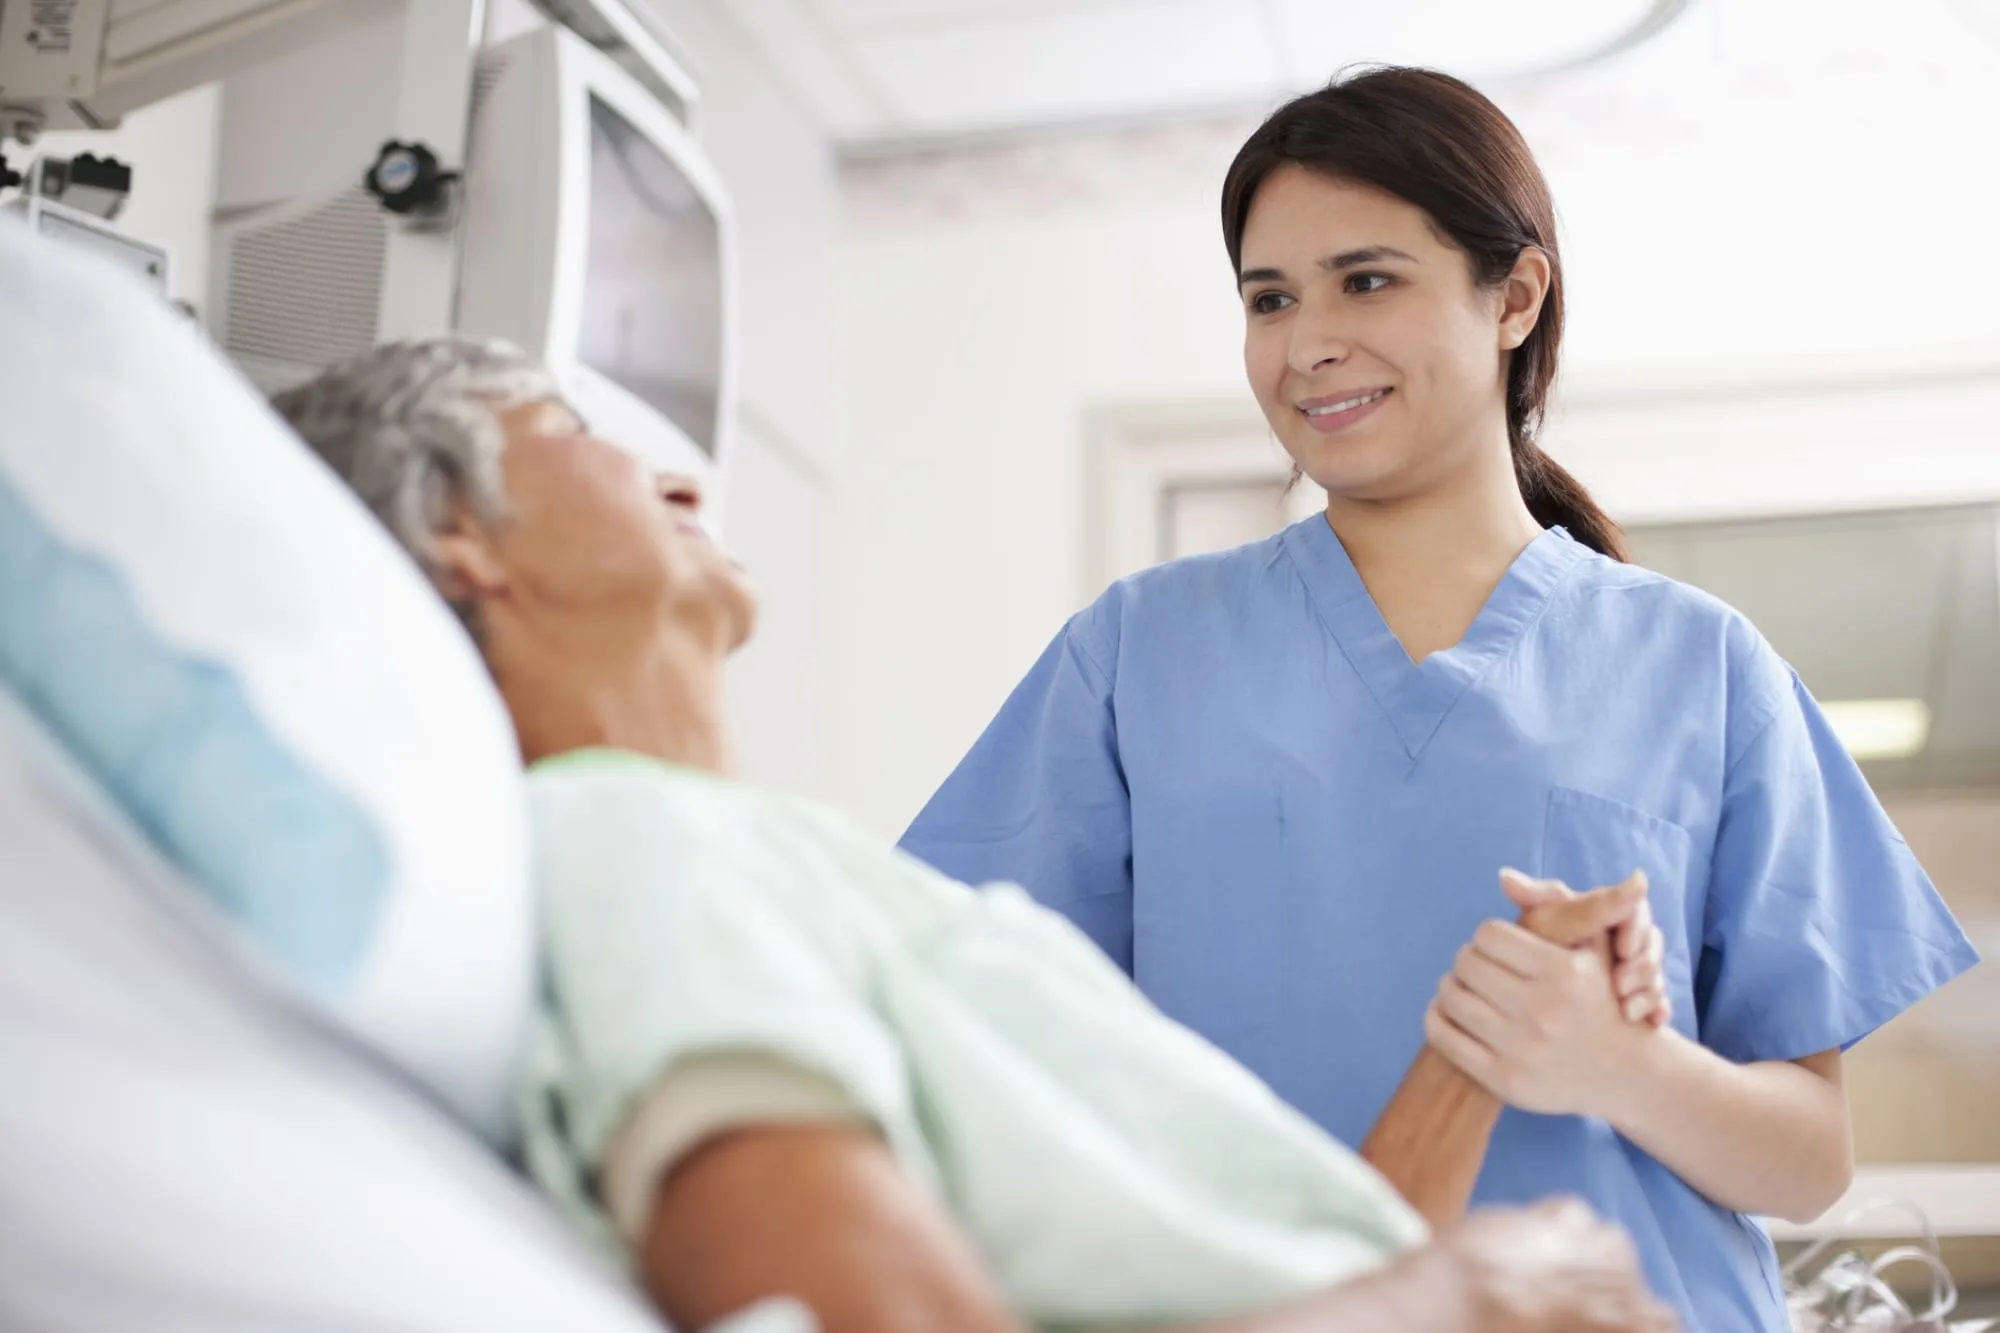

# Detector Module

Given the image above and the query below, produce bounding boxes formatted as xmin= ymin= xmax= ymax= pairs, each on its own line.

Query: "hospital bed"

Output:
xmin=0 ymin=218 xmax=805 ymax=1333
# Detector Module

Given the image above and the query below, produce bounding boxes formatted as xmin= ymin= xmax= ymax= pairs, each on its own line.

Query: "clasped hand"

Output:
xmin=1426 ymin=869 xmax=1671 ymax=1118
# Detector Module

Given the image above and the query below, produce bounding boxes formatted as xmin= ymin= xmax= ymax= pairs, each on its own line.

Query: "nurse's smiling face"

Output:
xmin=1237 ymin=166 xmax=1543 ymax=503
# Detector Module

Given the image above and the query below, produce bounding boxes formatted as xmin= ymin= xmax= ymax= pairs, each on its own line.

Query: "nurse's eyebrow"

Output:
xmin=1323 ymin=245 xmax=1418 ymax=271
xmin=1237 ymin=245 xmax=1420 ymax=287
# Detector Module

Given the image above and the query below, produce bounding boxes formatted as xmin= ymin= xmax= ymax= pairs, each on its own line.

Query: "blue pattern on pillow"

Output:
xmin=0 ymin=472 xmax=389 ymax=989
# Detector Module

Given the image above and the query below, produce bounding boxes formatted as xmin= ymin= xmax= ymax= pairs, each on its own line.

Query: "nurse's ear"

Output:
xmin=1495 ymin=246 xmax=1552 ymax=353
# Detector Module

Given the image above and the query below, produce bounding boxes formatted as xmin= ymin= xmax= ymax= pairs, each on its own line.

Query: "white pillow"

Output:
xmin=0 ymin=218 xmax=533 ymax=1143
xmin=0 ymin=686 xmax=668 ymax=1333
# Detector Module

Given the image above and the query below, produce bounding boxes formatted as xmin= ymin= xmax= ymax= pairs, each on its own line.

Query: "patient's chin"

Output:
xmin=721 ymin=578 xmax=760 ymax=654
xmin=668 ymin=565 xmax=758 ymax=654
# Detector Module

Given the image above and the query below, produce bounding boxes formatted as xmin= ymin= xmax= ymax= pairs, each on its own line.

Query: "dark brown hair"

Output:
xmin=1222 ymin=67 xmax=1628 ymax=561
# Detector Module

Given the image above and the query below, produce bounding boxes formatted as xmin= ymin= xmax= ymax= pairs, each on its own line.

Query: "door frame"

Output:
xmin=1085 ymin=359 xmax=2000 ymax=599
xmin=1084 ymin=398 xmax=1309 ymax=594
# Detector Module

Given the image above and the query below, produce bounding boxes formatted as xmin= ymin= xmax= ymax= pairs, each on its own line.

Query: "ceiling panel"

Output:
xmin=109 ymin=0 xmax=186 ymax=18
xmin=1629 ymin=505 xmax=2000 ymax=795
xmin=1630 ymin=515 xmax=1948 ymax=703
xmin=722 ymin=0 xmax=1694 ymax=145
xmin=727 ymin=0 xmax=894 ymax=137
xmin=1264 ymin=0 xmax=1668 ymax=87
xmin=1695 ymin=522 xmax=1952 ymax=700
xmin=1947 ymin=0 xmax=2000 ymax=43
xmin=807 ymin=0 xmax=1184 ymax=37
xmin=1924 ymin=514 xmax=2000 ymax=773
xmin=845 ymin=0 xmax=1278 ymax=137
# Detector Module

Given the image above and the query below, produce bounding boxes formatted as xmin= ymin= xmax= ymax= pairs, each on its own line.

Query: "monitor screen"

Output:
xmin=578 ymin=95 xmax=721 ymax=456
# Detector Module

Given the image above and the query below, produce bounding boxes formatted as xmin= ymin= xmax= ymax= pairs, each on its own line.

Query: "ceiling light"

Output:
xmin=1820 ymin=699 xmax=1932 ymax=761
xmin=1266 ymin=0 xmax=1687 ymax=88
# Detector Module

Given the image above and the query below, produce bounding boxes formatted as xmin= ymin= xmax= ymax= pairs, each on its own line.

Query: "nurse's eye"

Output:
xmin=1247 ymin=290 xmax=1294 ymax=315
xmin=1345 ymin=272 xmax=1397 ymax=295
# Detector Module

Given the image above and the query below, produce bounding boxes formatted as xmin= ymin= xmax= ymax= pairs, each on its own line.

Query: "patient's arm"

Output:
xmin=1358 ymin=882 xmax=1649 ymax=1227
xmin=639 ymin=1128 xmax=1671 ymax=1333
xmin=638 ymin=1123 xmax=1025 ymax=1333
xmin=1356 ymin=1038 xmax=1506 ymax=1231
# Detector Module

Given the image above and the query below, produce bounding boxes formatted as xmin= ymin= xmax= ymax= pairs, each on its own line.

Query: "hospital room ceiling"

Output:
xmin=712 ymin=0 xmax=1690 ymax=148
xmin=1628 ymin=506 xmax=2000 ymax=796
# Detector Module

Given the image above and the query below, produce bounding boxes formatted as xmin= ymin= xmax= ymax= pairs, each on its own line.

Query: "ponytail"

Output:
xmin=1513 ymin=443 xmax=1628 ymax=562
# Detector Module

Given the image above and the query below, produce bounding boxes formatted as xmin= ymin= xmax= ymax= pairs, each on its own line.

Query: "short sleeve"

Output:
xmin=521 ymin=762 xmax=926 ymax=1243
xmin=1697 ymin=671 xmax=1979 ymax=1064
xmin=600 ymin=1052 xmax=873 ymax=1244
xmin=899 ymin=612 xmax=1135 ymax=972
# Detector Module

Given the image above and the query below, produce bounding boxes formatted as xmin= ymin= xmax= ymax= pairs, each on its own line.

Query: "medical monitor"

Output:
xmin=211 ymin=22 xmax=734 ymax=484
xmin=456 ymin=25 xmax=733 ymax=478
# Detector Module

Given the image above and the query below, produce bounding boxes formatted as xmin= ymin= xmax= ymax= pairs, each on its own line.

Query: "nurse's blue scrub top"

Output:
xmin=901 ymin=518 xmax=1978 ymax=1333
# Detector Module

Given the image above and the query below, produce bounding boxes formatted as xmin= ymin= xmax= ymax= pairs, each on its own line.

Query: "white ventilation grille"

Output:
xmin=219 ymin=55 xmax=509 ymax=394
xmin=472 ymin=53 xmax=510 ymax=120
xmin=221 ymin=188 xmax=387 ymax=391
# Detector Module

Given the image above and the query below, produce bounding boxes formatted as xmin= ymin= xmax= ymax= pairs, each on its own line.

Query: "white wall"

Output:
xmin=30 ymin=84 xmax=221 ymax=311
xmin=834 ymin=147 xmax=1246 ymax=835
xmin=829 ymin=0 xmax=2000 ymax=837
xmin=212 ymin=12 xmax=399 ymax=214
xmin=640 ymin=0 xmax=845 ymax=801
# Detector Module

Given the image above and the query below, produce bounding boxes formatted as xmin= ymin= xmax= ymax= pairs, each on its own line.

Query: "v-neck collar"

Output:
xmin=1280 ymin=515 xmax=1590 ymax=760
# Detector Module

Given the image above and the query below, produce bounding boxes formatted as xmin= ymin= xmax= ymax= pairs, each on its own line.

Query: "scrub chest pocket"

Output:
xmin=1539 ymin=786 xmax=1699 ymax=1042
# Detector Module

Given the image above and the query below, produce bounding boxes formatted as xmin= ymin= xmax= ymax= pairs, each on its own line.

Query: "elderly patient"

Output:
xmin=274 ymin=338 xmax=1678 ymax=1333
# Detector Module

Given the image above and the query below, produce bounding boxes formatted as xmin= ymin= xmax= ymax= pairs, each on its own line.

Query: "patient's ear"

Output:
xmin=425 ymin=503 xmax=509 ymax=607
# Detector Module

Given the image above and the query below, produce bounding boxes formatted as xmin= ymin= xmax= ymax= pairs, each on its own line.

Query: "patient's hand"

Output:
xmin=1428 ymin=1200 xmax=1679 ymax=1333
xmin=1506 ymin=869 xmax=1670 ymax=1029
xmin=1180 ymin=1198 xmax=1677 ymax=1333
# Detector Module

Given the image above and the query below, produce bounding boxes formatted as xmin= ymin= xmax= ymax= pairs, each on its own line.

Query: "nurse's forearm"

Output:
xmin=1359 ymin=1049 xmax=1501 ymax=1228
xmin=1597 ymin=1033 xmax=1852 ymax=1224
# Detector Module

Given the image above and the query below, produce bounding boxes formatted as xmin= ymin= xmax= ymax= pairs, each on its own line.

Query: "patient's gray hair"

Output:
xmin=270 ymin=337 xmax=561 ymax=632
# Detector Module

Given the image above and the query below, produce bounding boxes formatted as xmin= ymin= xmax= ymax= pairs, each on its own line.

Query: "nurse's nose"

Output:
xmin=1287 ymin=299 xmax=1352 ymax=376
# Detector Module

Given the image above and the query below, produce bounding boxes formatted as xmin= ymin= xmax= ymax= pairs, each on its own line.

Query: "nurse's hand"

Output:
xmin=1425 ymin=881 xmax=1663 ymax=1118
xmin=1506 ymin=870 xmax=1671 ymax=1030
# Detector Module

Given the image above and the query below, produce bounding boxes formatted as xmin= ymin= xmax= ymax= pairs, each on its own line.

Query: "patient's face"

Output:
xmin=479 ymin=399 xmax=756 ymax=651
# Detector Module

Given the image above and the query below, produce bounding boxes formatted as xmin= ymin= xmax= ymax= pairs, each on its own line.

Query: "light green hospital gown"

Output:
xmin=519 ymin=750 xmax=1426 ymax=1330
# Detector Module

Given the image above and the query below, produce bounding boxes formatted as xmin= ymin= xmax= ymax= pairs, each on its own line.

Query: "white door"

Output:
xmin=1088 ymin=407 xmax=1325 ymax=592
xmin=1161 ymin=479 xmax=1294 ymax=561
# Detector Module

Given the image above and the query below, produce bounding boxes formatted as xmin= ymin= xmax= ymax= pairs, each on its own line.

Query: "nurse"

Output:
xmin=901 ymin=66 xmax=1978 ymax=1332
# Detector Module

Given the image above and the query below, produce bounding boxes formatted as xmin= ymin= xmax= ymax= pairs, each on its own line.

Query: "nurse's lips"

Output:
xmin=1298 ymin=386 xmax=1392 ymax=435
